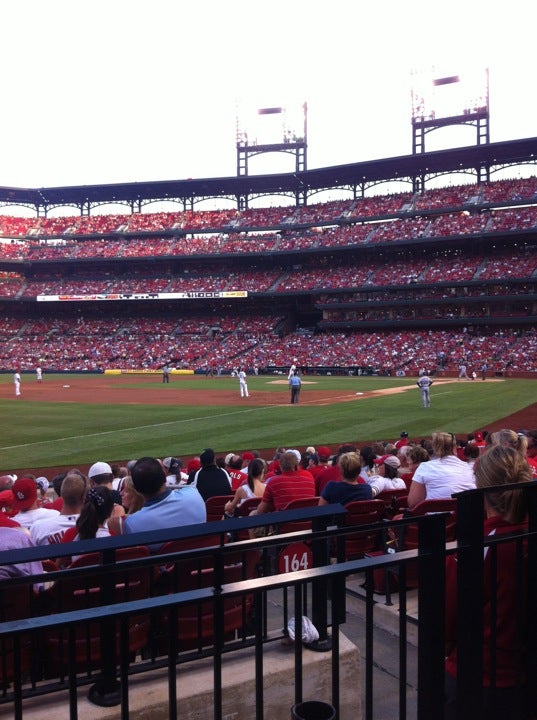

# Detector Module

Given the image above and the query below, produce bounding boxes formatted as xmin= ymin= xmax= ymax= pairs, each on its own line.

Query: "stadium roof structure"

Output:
xmin=0 ymin=136 xmax=536 ymax=213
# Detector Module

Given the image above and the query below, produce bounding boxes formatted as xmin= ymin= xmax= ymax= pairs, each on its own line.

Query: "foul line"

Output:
xmin=0 ymin=404 xmax=284 ymax=452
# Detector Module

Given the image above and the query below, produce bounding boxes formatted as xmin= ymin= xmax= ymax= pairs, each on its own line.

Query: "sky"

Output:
xmin=0 ymin=1 xmax=535 ymax=191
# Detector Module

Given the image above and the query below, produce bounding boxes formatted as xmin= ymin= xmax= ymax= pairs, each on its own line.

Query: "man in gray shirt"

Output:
xmin=416 ymin=373 xmax=433 ymax=408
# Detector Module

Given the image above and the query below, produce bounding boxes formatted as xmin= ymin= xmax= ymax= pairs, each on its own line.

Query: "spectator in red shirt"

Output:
xmin=394 ymin=431 xmax=409 ymax=450
xmin=308 ymin=446 xmax=332 ymax=480
xmin=225 ymin=454 xmax=246 ymax=490
xmin=315 ymin=444 xmax=357 ymax=495
xmin=445 ymin=445 xmax=532 ymax=720
xmin=255 ymin=451 xmax=316 ymax=514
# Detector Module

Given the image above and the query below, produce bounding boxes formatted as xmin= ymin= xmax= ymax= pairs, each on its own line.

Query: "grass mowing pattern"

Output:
xmin=0 ymin=374 xmax=534 ymax=470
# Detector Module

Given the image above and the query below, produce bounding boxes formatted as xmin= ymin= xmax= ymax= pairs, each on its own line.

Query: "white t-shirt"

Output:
xmin=411 ymin=455 xmax=475 ymax=499
xmin=31 ymin=513 xmax=80 ymax=546
xmin=12 ymin=507 xmax=59 ymax=530
xmin=166 ymin=471 xmax=188 ymax=487
xmin=367 ymin=475 xmax=407 ymax=496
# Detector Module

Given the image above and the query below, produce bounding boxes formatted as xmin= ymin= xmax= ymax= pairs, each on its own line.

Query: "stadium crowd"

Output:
xmin=0 ymin=314 xmax=535 ymax=374
xmin=0 ymin=175 xmax=535 ymax=376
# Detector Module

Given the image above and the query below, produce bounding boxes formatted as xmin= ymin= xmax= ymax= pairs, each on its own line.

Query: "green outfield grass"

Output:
xmin=0 ymin=373 xmax=535 ymax=472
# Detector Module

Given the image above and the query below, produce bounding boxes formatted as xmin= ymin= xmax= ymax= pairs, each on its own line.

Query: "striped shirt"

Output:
xmin=262 ymin=471 xmax=316 ymax=511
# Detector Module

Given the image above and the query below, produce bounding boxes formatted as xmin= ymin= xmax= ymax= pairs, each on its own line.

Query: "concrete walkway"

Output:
xmin=267 ymin=572 xmax=419 ymax=719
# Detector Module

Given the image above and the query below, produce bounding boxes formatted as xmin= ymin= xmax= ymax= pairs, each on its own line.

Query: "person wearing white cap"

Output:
xmin=88 ymin=462 xmax=122 ymax=505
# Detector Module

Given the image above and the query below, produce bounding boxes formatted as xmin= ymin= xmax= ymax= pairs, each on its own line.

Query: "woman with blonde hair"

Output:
xmin=489 ymin=428 xmax=537 ymax=477
xmin=107 ymin=476 xmax=143 ymax=535
xmin=318 ymin=452 xmax=372 ymax=506
xmin=407 ymin=431 xmax=475 ymax=509
xmin=490 ymin=428 xmax=527 ymax=453
xmin=445 ymin=444 xmax=533 ymax=719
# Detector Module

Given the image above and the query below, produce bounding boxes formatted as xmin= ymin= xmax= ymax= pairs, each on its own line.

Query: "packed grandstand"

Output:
xmin=0 ymin=142 xmax=536 ymax=377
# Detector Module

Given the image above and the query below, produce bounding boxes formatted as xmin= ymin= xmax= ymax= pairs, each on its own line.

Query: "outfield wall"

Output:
xmin=104 ymin=369 xmax=195 ymax=375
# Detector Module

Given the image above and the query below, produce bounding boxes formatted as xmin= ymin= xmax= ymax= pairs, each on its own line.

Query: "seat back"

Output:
xmin=278 ymin=497 xmax=320 ymax=535
xmin=343 ymin=499 xmax=386 ymax=559
xmin=156 ymin=546 xmax=258 ymax=653
xmin=60 ymin=545 xmax=151 ymax=605
xmin=234 ymin=497 xmax=262 ymax=517
xmin=44 ymin=545 xmax=152 ymax=675
xmin=376 ymin=488 xmax=408 ymax=518
xmin=402 ymin=498 xmax=458 ymax=549
xmin=155 ymin=534 xmax=224 ymax=590
xmin=0 ymin=579 xmax=34 ymax=685
xmin=233 ymin=497 xmax=262 ymax=541
xmin=205 ymin=494 xmax=233 ymax=522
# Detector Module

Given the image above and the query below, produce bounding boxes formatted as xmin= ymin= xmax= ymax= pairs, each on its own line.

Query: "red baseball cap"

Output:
xmin=187 ymin=458 xmax=201 ymax=473
xmin=317 ymin=446 xmax=331 ymax=460
xmin=0 ymin=489 xmax=16 ymax=517
xmin=12 ymin=477 xmax=38 ymax=511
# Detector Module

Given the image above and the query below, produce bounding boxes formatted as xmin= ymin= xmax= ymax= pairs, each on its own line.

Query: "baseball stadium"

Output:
xmin=1 ymin=74 xmax=537 ymax=474
xmin=1 ymin=55 xmax=537 ymax=719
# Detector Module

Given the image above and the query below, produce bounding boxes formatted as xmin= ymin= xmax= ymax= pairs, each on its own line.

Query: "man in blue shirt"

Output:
xmin=289 ymin=371 xmax=302 ymax=404
xmin=162 ymin=364 xmax=170 ymax=383
xmin=124 ymin=457 xmax=206 ymax=536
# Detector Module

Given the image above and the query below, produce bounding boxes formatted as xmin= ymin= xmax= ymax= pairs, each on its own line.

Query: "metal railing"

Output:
xmin=0 ymin=491 xmax=536 ymax=720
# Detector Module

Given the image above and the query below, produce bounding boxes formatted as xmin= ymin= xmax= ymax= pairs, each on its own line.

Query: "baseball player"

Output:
xmin=238 ymin=368 xmax=249 ymax=398
xmin=14 ymin=370 xmax=21 ymax=397
xmin=416 ymin=373 xmax=433 ymax=408
xmin=288 ymin=358 xmax=298 ymax=380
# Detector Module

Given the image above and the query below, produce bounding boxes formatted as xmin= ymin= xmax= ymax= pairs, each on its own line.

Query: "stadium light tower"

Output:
xmin=411 ymin=67 xmax=490 ymax=186
xmin=235 ymin=101 xmax=308 ymax=205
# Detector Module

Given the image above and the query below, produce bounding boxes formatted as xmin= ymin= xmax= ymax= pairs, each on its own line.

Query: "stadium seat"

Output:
xmin=376 ymin=488 xmax=408 ymax=518
xmin=276 ymin=497 xmax=321 ymax=535
xmin=232 ymin=497 xmax=262 ymax=541
xmin=397 ymin=498 xmax=458 ymax=552
xmin=205 ymin=495 xmax=234 ymax=522
xmin=342 ymin=499 xmax=386 ymax=560
xmin=0 ymin=579 xmax=35 ymax=686
xmin=152 ymin=543 xmax=258 ymax=654
xmin=374 ymin=498 xmax=458 ymax=598
xmin=42 ymin=545 xmax=151 ymax=676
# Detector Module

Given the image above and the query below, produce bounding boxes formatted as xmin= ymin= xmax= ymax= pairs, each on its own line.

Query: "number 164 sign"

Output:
xmin=278 ymin=542 xmax=313 ymax=574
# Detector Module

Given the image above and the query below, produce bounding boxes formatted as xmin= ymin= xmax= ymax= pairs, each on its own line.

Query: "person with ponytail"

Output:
xmin=61 ymin=486 xmax=115 ymax=563
xmin=489 ymin=428 xmax=537 ymax=478
xmin=224 ymin=458 xmax=267 ymax=517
